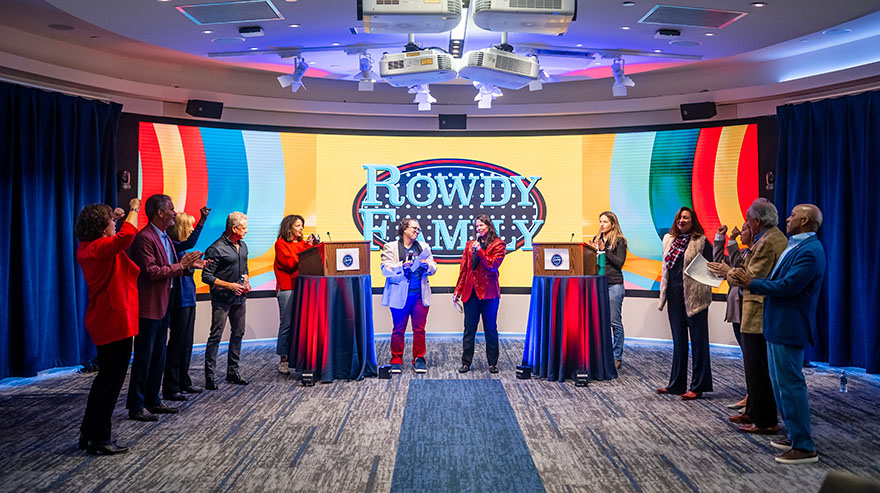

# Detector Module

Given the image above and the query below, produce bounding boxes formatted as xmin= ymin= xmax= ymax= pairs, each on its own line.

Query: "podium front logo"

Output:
xmin=353 ymin=159 xmax=546 ymax=263
xmin=551 ymin=253 xmax=563 ymax=267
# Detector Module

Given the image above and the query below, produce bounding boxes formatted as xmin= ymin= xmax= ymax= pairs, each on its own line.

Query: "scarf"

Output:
xmin=664 ymin=233 xmax=691 ymax=270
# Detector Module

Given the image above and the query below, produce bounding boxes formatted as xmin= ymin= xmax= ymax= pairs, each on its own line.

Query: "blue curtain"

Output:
xmin=776 ymin=90 xmax=880 ymax=373
xmin=0 ymin=81 xmax=122 ymax=378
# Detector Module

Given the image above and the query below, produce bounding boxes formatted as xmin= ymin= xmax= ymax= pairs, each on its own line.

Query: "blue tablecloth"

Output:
xmin=522 ymin=275 xmax=617 ymax=382
xmin=290 ymin=274 xmax=378 ymax=382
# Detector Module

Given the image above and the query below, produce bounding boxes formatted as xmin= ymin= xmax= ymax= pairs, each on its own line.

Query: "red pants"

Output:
xmin=390 ymin=294 xmax=429 ymax=364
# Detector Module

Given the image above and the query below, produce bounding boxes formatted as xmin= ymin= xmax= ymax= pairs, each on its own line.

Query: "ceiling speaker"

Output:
xmin=439 ymin=114 xmax=467 ymax=130
xmin=680 ymin=102 xmax=716 ymax=121
xmin=185 ymin=99 xmax=223 ymax=119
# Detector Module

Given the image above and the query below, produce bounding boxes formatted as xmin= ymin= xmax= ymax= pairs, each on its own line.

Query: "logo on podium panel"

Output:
xmin=352 ymin=159 xmax=547 ymax=263
xmin=336 ymin=248 xmax=360 ymax=271
xmin=544 ymin=248 xmax=570 ymax=270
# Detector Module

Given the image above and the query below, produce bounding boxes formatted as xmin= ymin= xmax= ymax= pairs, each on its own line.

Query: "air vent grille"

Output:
xmin=375 ymin=0 xmax=400 ymax=4
xmin=474 ymin=0 xmax=492 ymax=13
xmin=469 ymin=51 xmax=485 ymax=66
xmin=447 ymin=0 xmax=462 ymax=15
xmin=508 ymin=0 xmax=562 ymax=8
xmin=495 ymin=54 xmax=532 ymax=75
xmin=177 ymin=0 xmax=283 ymax=25
xmin=437 ymin=54 xmax=453 ymax=70
xmin=639 ymin=5 xmax=746 ymax=29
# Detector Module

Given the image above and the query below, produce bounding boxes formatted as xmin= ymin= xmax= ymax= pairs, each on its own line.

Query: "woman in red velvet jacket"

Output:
xmin=75 ymin=197 xmax=141 ymax=456
xmin=453 ymin=214 xmax=506 ymax=374
xmin=273 ymin=214 xmax=318 ymax=375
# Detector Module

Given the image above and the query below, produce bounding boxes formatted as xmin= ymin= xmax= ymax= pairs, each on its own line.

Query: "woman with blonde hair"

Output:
xmin=590 ymin=211 xmax=627 ymax=370
xmin=273 ymin=214 xmax=318 ymax=375
xmin=164 ymin=207 xmax=210 ymax=400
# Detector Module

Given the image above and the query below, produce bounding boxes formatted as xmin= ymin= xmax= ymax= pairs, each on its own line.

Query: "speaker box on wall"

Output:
xmin=439 ymin=114 xmax=467 ymax=129
xmin=185 ymin=99 xmax=224 ymax=119
xmin=680 ymin=102 xmax=717 ymax=121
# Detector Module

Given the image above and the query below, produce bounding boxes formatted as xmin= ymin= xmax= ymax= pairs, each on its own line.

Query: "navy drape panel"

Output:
xmin=776 ymin=90 xmax=880 ymax=373
xmin=0 ymin=82 xmax=122 ymax=378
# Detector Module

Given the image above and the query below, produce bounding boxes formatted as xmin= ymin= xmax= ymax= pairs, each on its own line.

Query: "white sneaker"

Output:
xmin=279 ymin=361 xmax=290 ymax=375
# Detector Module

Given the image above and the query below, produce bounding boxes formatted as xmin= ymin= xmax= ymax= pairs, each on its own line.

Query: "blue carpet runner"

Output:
xmin=391 ymin=379 xmax=545 ymax=492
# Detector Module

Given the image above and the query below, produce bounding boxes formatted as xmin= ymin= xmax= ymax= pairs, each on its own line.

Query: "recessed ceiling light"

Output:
xmin=288 ymin=23 xmax=301 ymax=28
xmin=750 ymin=1 xmax=767 ymax=7
xmin=705 ymin=32 xmax=715 ymax=37
xmin=201 ymin=29 xmax=214 ymax=34
xmin=249 ymin=47 xmax=259 ymax=50
xmin=654 ymin=49 xmax=662 ymax=53
xmin=331 ymin=42 xmax=341 ymax=46
xmin=285 ymin=0 xmax=297 ymax=2
xmin=669 ymin=40 xmax=701 ymax=47
xmin=575 ymin=43 xmax=583 ymax=47
xmin=48 ymin=24 xmax=75 ymax=31
xmin=157 ymin=0 xmax=171 ymax=2
xmin=622 ymin=1 xmax=636 ymax=6
xmin=800 ymin=38 xmax=810 ymax=43
xmin=823 ymin=28 xmax=852 ymax=36
xmin=620 ymin=26 xmax=631 ymax=30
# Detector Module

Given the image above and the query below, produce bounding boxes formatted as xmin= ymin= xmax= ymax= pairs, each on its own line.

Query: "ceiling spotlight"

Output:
xmin=474 ymin=81 xmax=503 ymax=109
xmin=705 ymin=32 xmax=715 ymax=37
xmin=288 ymin=23 xmax=301 ymax=28
xmin=408 ymin=84 xmax=436 ymax=111
xmin=357 ymin=54 xmax=378 ymax=91
xmin=611 ymin=57 xmax=634 ymax=97
xmin=622 ymin=1 xmax=636 ymax=5
xmin=750 ymin=2 xmax=767 ymax=7
xmin=201 ymin=30 xmax=214 ymax=34
xmin=620 ymin=26 xmax=631 ymax=30
xmin=277 ymin=57 xmax=309 ymax=92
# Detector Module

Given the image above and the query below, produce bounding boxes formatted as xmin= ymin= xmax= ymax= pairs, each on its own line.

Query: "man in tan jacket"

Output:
xmin=710 ymin=198 xmax=789 ymax=433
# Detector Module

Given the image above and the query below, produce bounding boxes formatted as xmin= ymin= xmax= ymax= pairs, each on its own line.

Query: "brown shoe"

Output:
xmin=656 ymin=387 xmax=670 ymax=394
xmin=738 ymin=424 xmax=780 ymax=434
xmin=681 ymin=391 xmax=702 ymax=400
xmin=775 ymin=448 xmax=818 ymax=464
xmin=729 ymin=413 xmax=753 ymax=424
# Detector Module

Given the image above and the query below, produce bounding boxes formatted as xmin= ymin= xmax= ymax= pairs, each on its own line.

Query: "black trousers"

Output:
xmin=205 ymin=302 xmax=246 ymax=382
xmin=164 ymin=306 xmax=196 ymax=395
xmin=665 ymin=287 xmax=713 ymax=394
xmin=81 ymin=337 xmax=132 ymax=442
xmin=461 ymin=289 xmax=500 ymax=366
xmin=127 ymin=311 xmax=171 ymax=411
xmin=741 ymin=332 xmax=778 ymax=428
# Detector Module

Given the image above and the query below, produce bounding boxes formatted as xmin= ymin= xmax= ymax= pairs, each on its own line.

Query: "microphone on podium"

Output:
xmin=326 ymin=231 xmax=332 ymax=242
xmin=570 ymin=232 xmax=575 ymax=242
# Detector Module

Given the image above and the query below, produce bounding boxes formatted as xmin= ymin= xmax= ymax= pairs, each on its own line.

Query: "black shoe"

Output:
xmin=488 ymin=365 xmax=499 ymax=374
xmin=146 ymin=403 xmax=179 ymax=414
xmin=78 ymin=434 xmax=88 ymax=450
xmin=86 ymin=440 xmax=129 ymax=455
xmin=205 ymin=379 xmax=218 ymax=390
xmin=163 ymin=392 xmax=188 ymax=402
xmin=225 ymin=374 xmax=249 ymax=385
xmin=458 ymin=364 xmax=470 ymax=373
xmin=182 ymin=386 xmax=204 ymax=394
xmin=128 ymin=408 xmax=159 ymax=422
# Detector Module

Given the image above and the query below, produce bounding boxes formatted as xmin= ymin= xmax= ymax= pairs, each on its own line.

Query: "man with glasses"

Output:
xmin=380 ymin=218 xmax=437 ymax=373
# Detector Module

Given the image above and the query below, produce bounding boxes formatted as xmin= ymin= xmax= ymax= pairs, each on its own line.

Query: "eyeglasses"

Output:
xmin=408 ymin=226 xmax=420 ymax=232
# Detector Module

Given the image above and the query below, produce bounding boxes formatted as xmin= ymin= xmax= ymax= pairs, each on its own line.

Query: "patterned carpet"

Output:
xmin=1 ymin=337 xmax=879 ymax=492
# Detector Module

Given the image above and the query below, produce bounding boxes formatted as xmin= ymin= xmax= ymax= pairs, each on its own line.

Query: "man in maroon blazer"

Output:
xmin=126 ymin=194 xmax=204 ymax=421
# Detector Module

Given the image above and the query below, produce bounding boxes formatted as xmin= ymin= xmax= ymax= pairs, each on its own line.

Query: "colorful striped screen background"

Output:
xmin=137 ymin=121 xmax=759 ymax=291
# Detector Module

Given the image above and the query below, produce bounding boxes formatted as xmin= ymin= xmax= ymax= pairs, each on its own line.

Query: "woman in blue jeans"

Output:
xmin=591 ymin=211 xmax=627 ymax=370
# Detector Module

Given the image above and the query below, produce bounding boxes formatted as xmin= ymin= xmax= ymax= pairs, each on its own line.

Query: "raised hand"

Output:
xmin=112 ymin=208 xmax=125 ymax=220
xmin=717 ymin=224 xmax=728 ymax=236
xmin=730 ymin=226 xmax=741 ymax=239
xmin=129 ymin=197 xmax=141 ymax=211
xmin=200 ymin=206 xmax=211 ymax=218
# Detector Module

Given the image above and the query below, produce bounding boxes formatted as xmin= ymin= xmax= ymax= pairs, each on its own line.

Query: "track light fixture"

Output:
xmin=474 ymin=81 xmax=503 ymax=109
xmin=611 ymin=57 xmax=634 ymax=96
xmin=277 ymin=57 xmax=309 ymax=92
xmin=408 ymin=84 xmax=436 ymax=111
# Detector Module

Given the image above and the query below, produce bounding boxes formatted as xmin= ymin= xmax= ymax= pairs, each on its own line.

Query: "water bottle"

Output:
xmin=839 ymin=371 xmax=848 ymax=393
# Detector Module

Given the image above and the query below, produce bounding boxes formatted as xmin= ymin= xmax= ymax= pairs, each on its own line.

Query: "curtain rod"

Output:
xmin=0 ymin=74 xmax=115 ymax=104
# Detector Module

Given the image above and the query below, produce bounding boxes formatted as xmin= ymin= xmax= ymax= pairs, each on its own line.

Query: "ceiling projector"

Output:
xmin=458 ymin=48 xmax=539 ymax=89
xmin=380 ymin=50 xmax=458 ymax=87
xmin=473 ymin=0 xmax=576 ymax=35
xmin=360 ymin=0 xmax=462 ymax=34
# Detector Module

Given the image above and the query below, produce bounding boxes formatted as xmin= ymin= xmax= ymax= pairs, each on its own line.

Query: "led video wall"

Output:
xmin=135 ymin=120 xmax=760 ymax=292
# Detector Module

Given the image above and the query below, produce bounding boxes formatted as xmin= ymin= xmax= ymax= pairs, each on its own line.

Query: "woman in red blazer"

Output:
xmin=75 ymin=197 xmax=141 ymax=456
xmin=453 ymin=214 xmax=506 ymax=373
xmin=273 ymin=214 xmax=318 ymax=375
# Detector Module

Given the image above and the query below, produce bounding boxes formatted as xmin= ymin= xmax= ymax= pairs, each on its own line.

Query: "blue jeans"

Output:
xmin=608 ymin=283 xmax=625 ymax=361
xmin=276 ymin=290 xmax=294 ymax=357
xmin=767 ymin=342 xmax=815 ymax=451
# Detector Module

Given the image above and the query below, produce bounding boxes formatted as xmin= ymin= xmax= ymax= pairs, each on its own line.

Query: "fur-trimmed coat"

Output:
xmin=658 ymin=234 xmax=712 ymax=317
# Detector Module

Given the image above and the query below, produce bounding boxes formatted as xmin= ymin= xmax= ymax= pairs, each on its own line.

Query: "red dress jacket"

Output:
xmin=454 ymin=238 xmax=506 ymax=302
xmin=77 ymin=222 xmax=140 ymax=346
xmin=273 ymin=239 xmax=314 ymax=291
xmin=129 ymin=223 xmax=185 ymax=320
